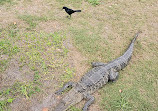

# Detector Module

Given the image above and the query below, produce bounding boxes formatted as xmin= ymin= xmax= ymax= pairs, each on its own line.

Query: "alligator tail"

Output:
xmin=132 ymin=31 xmax=142 ymax=43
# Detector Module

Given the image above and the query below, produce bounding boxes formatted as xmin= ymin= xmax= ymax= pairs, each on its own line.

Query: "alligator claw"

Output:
xmin=55 ymin=90 xmax=63 ymax=95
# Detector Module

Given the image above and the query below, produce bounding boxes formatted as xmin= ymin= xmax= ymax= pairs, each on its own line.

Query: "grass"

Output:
xmin=56 ymin=0 xmax=100 ymax=6
xmin=0 ymin=24 xmax=20 ymax=73
xmin=18 ymin=31 xmax=68 ymax=72
xmin=99 ymin=56 xmax=158 ymax=110
xmin=69 ymin=27 xmax=113 ymax=62
xmin=0 ymin=23 xmax=74 ymax=110
xmin=0 ymin=59 xmax=8 ymax=73
xmin=56 ymin=0 xmax=82 ymax=8
xmin=0 ymin=98 xmax=14 ymax=111
xmin=87 ymin=0 xmax=100 ymax=6
xmin=0 ymin=0 xmax=12 ymax=5
xmin=69 ymin=106 xmax=81 ymax=111
xmin=0 ymin=40 xmax=19 ymax=56
xmin=0 ymin=0 xmax=158 ymax=110
xmin=18 ymin=14 xmax=48 ymax=30
xmin=0 ymin=81 xmax=40 ymax=110
xmin=0 ymin=24 xmax=20 ymax=56
xmin=60 ymin=67 xmax=76 ymax=86
xmin=0 ymin=82 xmax=40 ymax=111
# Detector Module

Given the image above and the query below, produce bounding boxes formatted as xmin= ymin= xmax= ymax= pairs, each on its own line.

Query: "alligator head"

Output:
xmin=54 ymin=88 xmax=83 ymax=111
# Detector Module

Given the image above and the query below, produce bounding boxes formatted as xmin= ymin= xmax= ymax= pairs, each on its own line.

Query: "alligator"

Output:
xmin=54 ymin=31 xmax=141 ymax=111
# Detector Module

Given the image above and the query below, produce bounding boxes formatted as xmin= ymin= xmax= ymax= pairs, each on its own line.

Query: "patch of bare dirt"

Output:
xmin=0 ymin=0 xmax=63 ymax=31
xmin=30 ymin=93 xmax=60 ymax=111
xmin=13 ymin=0 xmax=51 ymax=16
xmin=10 ymin=98 xmax=31 ymax=111
xmin=1 ymin=58 xmax=34 ymax=85
xmin=0 ymin=9 xmax=23 ymax=28
xmin=65 ymin=37 xmax=88 ymax=81
xmin=89 ymin=92 xmax=102 ymax=111
xmin=2 ymin=59 xmax=22 ymax=86
xmin=37 ymin=21 xmax=63 ymax=33
xmin=0 ymin=54 xmax=9 ymax=60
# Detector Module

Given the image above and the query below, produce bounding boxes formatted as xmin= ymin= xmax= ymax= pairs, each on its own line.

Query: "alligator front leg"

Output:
xmin=55 ymin=81 xmax=75 ymax=95
xmin=109 ymin=69 xmax=119 ymax=82
xmin=82 ymin=94 xmax=95 ymax=111
xmin=91 ymin=62 xmax=107 ymax=68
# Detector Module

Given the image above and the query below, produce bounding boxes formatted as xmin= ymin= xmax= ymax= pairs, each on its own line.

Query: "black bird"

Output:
xmin=63 ymin=7 xmax=81 ymax=18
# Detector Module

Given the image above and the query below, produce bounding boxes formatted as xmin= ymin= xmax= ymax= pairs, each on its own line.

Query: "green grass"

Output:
xmin=0 ymin=23 xmax=20 ymax=55
xmin=18 ymin=14 xmax=48 ymax=30
xmin=69 ymin=106 xmax=81 ymax=111
xmin=99 ymin=56 xmax=158 ymax=110
xmin=70 ymin=28 xmax=100 ymax=54
xmin=60 ymin=67 xmax=75 ymax=86
xmin=56 ymin=0 xmax=100 ymax=6
xmin=0 ymin=59 xmax=8 ymax=73
xmin=0 ymin=40 xmax=19 ymax=56
xmin=33 ymin=71 xmax=41 ymax=84
xmin=0 ymin=81 xmax=40 ymax=111
xmin=0 ymin=78 xmax=41 ymax=98
xmin=69 ymin=27 xmax=113 ymax=62
xmin=18 ymin=31 xmax=67 ymax=72
xmin=0 ymin=25 xmax=20 ymax=73
xmin=56 ymin=0 xmax=82 ymax=7
xmin=0 ymin=75 xmax=41 ymax=111
xmin=0 ymin=98 xmax=14 ymax=111
xmin=0 ymin=22 xmax=74 ymax=110
xmin=7 ymin=24 xmax=19 ymax=38
xmin=0 ymin=0 xmax=12 ymax=5
xmin=87 ymin=0 xmax=100 ymax=6
xmin=0 ymin=24 xmax=20 ymax=73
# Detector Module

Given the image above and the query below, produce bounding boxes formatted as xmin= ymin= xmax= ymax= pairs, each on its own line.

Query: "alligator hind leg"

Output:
xmin=109 ymin=69 xmax=119 ymax=82
xmin=91 ymin=62 xmax=107 ymax=68
xmin=55 ymin=81 xmax=75 ymax=95
xmin=82 ymin=94 xmax=95 ymax=111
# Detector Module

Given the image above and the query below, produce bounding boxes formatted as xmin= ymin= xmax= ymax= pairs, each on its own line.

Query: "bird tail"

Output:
xmin=74 ymin=10 xmax=81 ymax=12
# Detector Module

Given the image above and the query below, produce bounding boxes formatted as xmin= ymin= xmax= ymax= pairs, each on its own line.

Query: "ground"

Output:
xmin=0 ymin=0 xmax=158 ymax=111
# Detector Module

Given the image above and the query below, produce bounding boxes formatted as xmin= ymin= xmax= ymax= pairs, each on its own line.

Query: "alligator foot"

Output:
xmin=108 ymin=69 xmax=119 ymax=82
xmin=82 ymin=93 xmax=95 ymax=111
xmin=91 ymin=62 xmax=107 ymax=68
xmin=55 ymin=81 xmax=75 ymax=95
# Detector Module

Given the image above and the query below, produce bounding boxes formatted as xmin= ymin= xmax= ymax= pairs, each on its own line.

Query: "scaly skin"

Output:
xmin=54 ymin=31 xmax=142 ymax=111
